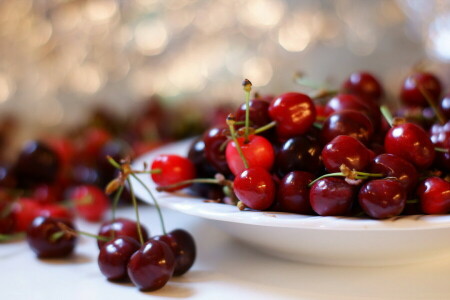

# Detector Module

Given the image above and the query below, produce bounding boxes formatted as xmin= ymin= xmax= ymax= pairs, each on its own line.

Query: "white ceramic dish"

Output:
xmin=130 ymin=139 xmax=450 ymax=266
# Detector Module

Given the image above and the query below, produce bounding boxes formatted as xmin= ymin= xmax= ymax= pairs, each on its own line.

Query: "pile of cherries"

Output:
xmin=150 ymin=71 xmax=450 ymax=220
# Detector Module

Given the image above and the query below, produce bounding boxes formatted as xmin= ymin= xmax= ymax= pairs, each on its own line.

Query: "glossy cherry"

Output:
xmin=384 ymin=122 xmax=435 ymax=169
xmin=417 ymin=177 xmax=450 ymax=214
xmin=202 ymin=126 xmax=231 ymax=175
xmin=127 ymin=239 xmax=175 ymax=291
xmin=400 ymin=72 xmax=442 ymax=107
xmin=151 ymin=154 xmax=196 ymax=191
xmin=358 ymin=179 xmax=406 ymax=219
xmin=153 ymin=229 xmax=196 ymax=276
xmin=320 ymin=110 xmax=374 ymax=145
xmin=430 ymin=121 xmax=450 ymax=172
xmin=268 ymin=92 xmax=316 ymax=139
xmin=233 ymin=167 xmax=275 ymax=210
xmin=12 ymin=198 xmax=42 ymax=232
xmin=277 ymin=171 xmax=314 ymax=214
xmin=98 ymin=236 xmax=141 ymax=281
xmin=97 ymin=217 xmax=149 ymax=249
xmin=225 ymin=135 xmax=274 ymax=176
xmin=235 ymin=99 xmax=271 ymax=129
xmin=309 ymin=177 xmax=355 ymax=216
xmin=187 ymin=137 xmax=217 ymax=178
xmin=26 ymin=216 xmax=77 ymax=258
xmin=341 ymin=71 xmax=383 ymax=102
xmin=70 ymin=185 xmax=110 ymax=222
xmin=275 ymin=136 xmax=322 ymax=177
xmin=321 ymin=135 xmax=374 ymax=172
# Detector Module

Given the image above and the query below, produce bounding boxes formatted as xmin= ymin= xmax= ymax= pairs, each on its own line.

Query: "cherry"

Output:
xmin=98 ymin=236 xmax=141 ymax=281
xmin=39 ymin=203 xmax=74 ymax=220
xmin=439 ymin=92 xmax=450 ymax=119
xmin=97 ymin=139 xmax=132 ymax=186
xmin=400 ymin=72 xmax=442 ymax=107
xmin=225 ymin=135 xmax=274 ymax=176
xmin=384 ymin=122 xmax=435 ymax=169
xmin=14 ymin=141 xmax=60 ymax=187
xmin=309 ymin=177 xmax=355 ymax=216
xmin=127 ymin=239 xmax=175 ymax=291
xmin=430 ymin=121 xmax=450 ymax=172
xmin=275 ymin=136 xmax=322 ymax=177
xmin=70 ymin=163 xmax=101 ymax=186
xmin=320 ymin=110 xmax=374 ymax=145
xmin=202 ymin=126 xmax=231 ymax=175
xmin=358 ymin=179 xmax=406 ymax=219
xmin=151 ymin=154 xmax=196 ymax=191
xmin=233 ymin=167 xmax=275 ymax=210
xmin=417 ymin=177 xmax=450 ymax=214
xmin=187 ymin=137 xmax=218 ymax=178
xmin=268 ymin=92 xmax=316 ymax=139
xmin=153 ymin=229 xmax=196 ymax=276
xmin=277 ymin=171 xmax=314 ymax=214
xmin=341 ymin=71 xmax=383 ymax=102
xmin=79 ymin=127 xmax=112 ymax=161
xmin=369 ymin=153 xmax=419 ymax=195
xmin=12 ymin=198 xmax=42 ymax=232
xmin=235 ymin=99 xmax=271 ymax=129
xmin=26 ymin=216 xmax=77 ymax=258
xmin=32 ymin=184 xmax=63 ymax=204
xmin=69 ymin=185 xmax=110 ymax=222
xmin=321 ymin=135 xmax=374 ymax=172
xmin=44 ymin=137 xmax=75 ymax=168
xmin=97 ymin=218 xmax=149 ymax=249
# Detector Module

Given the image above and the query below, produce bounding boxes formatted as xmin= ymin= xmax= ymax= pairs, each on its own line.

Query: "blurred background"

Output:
xmin=1 ymin=0 xmax=450 ymax=139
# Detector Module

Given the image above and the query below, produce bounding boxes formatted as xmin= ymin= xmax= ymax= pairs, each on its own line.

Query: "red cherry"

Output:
xmin=70 ymin=185 xmax=110 ymax=222
xmin=80 ymin=127 xmax=112 ymax=160
xmin=384 ymin=122 xmax=435 ymax=169
xmin=203 ymin=126 xmax=231 ymax=175
xmin=225 ymin=135 xmax=274 ymax=176
xmin=38 ymin=203 xmax=74 ymax=220
xmin=31 ymin=184 xmax=63 ymax=204
xmin=321 ymin=135 xmax=373 ymax=172
xmin=97 ymin=218 xmax=149 ymax=249
xmin=277 ymin=171 xmax=314 ymax=214
xmin=417 ymin=177 xmax=450 ymax=214
xmin=309 ymin=177 xmax=355 ymax=216
xmin=342 ymin=71 xmax=383 ymax=102
xmin=151 ymin=154 xmax=196 ymax=191
xmin=400 ymin=72 xmax=442 ymax=107
xmin=233 ymin=167 xmax=275 ymax=210
xmin=12 ymin=198 xmax=42 ymax=232
xmin=358 ymin=179 xmax=406 ymax=219
xmin=268 ymin=92 xmax=316 ymax=139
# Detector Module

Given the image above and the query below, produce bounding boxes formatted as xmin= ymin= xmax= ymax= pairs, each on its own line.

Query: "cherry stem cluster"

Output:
xmin=308 ymin=165 xmax=384 ymax=187
xmin=226 ymin=114 xmax=249 ymax=169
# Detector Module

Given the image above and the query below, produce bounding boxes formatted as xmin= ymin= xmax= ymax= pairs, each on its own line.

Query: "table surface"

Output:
xmin=2 ymin=205 xmax=450 ymax=300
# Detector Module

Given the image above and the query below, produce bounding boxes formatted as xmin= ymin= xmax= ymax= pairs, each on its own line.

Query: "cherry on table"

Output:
xmin=309 ymin=177 xmax=355 ymax=216
xmin=97 ymin=217 xmax=149 ymax=249
xmin=151 ymin=154 xmax=196 ymax=191
xmin=26 ymin=216 xmax=77 ymax=258
xmin=127 ymin=239 xmax=175 ymax=291
xmin=417 ymin=177 xmax=450 ymax=214
xmin=233 ymin=167 xmax=275 ymax=210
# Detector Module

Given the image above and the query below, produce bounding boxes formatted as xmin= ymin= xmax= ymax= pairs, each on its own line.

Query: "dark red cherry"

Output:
xmin=153 ymin=229 xmax=196 ymax=276
xmin=235 ymin=99 xmax=271 ymax=128
xmin=417 ymin=177 xmax=450 ymax=214
xmin=14 ymin=141 xmax=60 ymax=187
xmin=321 ymin=110 xmax=374 ymax=145
xmin=26 ymin=216 xmax=77 ymax=258
xmin=69 ymin=185 xmax=110 ymax=222
xmin=32 ymin=184 xmax=63 ymax=204
xmin=275 ymin=136 xmax=322 ymax=177
xmin=309 ymin=177 xmax=355 ymax=216
xmin=369 ymin=154 xmax=419 ymax=195
xmin=341 ymin=71 xmax=383 ymax=102
xmin=97 ymin=218 xmax=149 ymax=249
xmin=384 ymin=122 xmax=435 ymax=169
xmin=358 ymin=179 xmax=406 ymax=219
xmin=439 ymin=92 xmax=450 ymax=119
xmin=203 ymin=126 xmax=231 ymax=175
xmin=127 ymin=239 xmax=175 ymax=291
xmin=277 ymin=171 xmax=314 ymax=214
xmin=187 ymin=137 xmax=218 ymax=178
xmin=321 ymin=135 xmax=373 ymax=172
xmin=97 ymin=139 xmax=132 ymax=186
xmin=233 ymin=167 xmax=275 ymax=210
xmin=430 ymin=121 xmax=450 ymax=172
xmin=400 ymin=72 xmax=442 ymax=107
xmin=225 ymin=135 xmax=274 ymax=176
xmin=268 ymin=92 xmax=316 ymax=139
xmin=98 ymin=236 xmax=141 ymax=281
xmin=151 ymin=154 xmax=196 ymax=191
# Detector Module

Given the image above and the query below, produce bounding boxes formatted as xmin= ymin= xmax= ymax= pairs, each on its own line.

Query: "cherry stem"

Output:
xmin=313 ymin=122 xmax=323 ymax=129
xmin=131 ymin=174 xmax=167 ymax=235
xmin=55 ymin=222 xmax=110 ymax=242
xmin=243 ymin=79 xmax=252 ymax=143
xmin=111 ymin=185 xmax=124 ymax=223
xmin=435 ymin=147 xmax=449 ymax=153
xmin=156 ymin=178 xmax=221 ymax=192
xmin=254 ymin=120 xmax=277 ymax=135
xmin=380 ymin=105 xmax=394 ymax=127
xmin=227 ymin=115 xmax=249 ymax=169
xmin=417 ymin=84 xmax=447 ymax=125
xmin=309 ymin=89 xmax=338 ymax=99
xmin=0 ymin=232 xmax=25 ymax=242
xmin=308 ymin=171 xmax=384 ymax=187
xmin=126 ymin=178 xmax=145 ymax=245
xmin=406 ymin=199 xmax=419 ymax=204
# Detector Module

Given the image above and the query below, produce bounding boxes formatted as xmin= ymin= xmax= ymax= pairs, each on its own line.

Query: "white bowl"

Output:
xmin=130 ymin=139 xmax=450 ymax=266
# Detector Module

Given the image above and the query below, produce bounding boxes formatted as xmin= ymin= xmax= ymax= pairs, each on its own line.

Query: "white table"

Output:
xmin=2 ymin=206 xmax=450 ymax=300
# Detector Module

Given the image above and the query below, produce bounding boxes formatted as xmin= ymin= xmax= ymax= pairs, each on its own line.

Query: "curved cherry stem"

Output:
xmin=417 ymin=83 xmax=447 ymax=124
xmin=243 ymin=79 xmax=252 ymax=143
xmin=227 ymin=114 xmax=249 ymax=169
xmin=131 ymin=174 xmax=167 ymax=235
xmin=53 ymin=222 xmax=110 ymax=242
xmin=126 ymin=178 xmax=145 ymax=245
xmin=308 ymin=171 xmax=384 ymax=187
xmin=254 ymin=120 xmax=277 ymax=135
xmin=111 ymin=185 xmax=124 ymax=223
xmin=156 ymin=178 xmax=221 ymax=192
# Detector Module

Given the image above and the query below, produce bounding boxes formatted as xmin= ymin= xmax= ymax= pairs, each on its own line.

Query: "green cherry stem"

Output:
xmin=308 ymin=171 xmax=384 ymax=188
xmin=417 ymin=84 xmax=447 ymax=124
xmin=254 ymin=121 xmax=277 ymax=135
xmin=435 ymin=147 xmax=449 ymax=153
xmin=111 ymin=185 xmax=124 ymax=223
xmin=226 ymin=114 xmax=249 ymax=169
xmin=0 ymin=232 xmax=25 ymax=242
xmin=126 ymin=178 xmax=145 ymax=245
xmin=53 ymin=222 xmax=110 ymax=242
xmin=243 ymin=79 xmax=252 ymax=143
xmin=131 ymin=174 xmax=167 ymax=235
xmin=380 ymin=105 xmax=394 ymax=127
xmin=156 ymin=178 xmax=222 ymax=192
